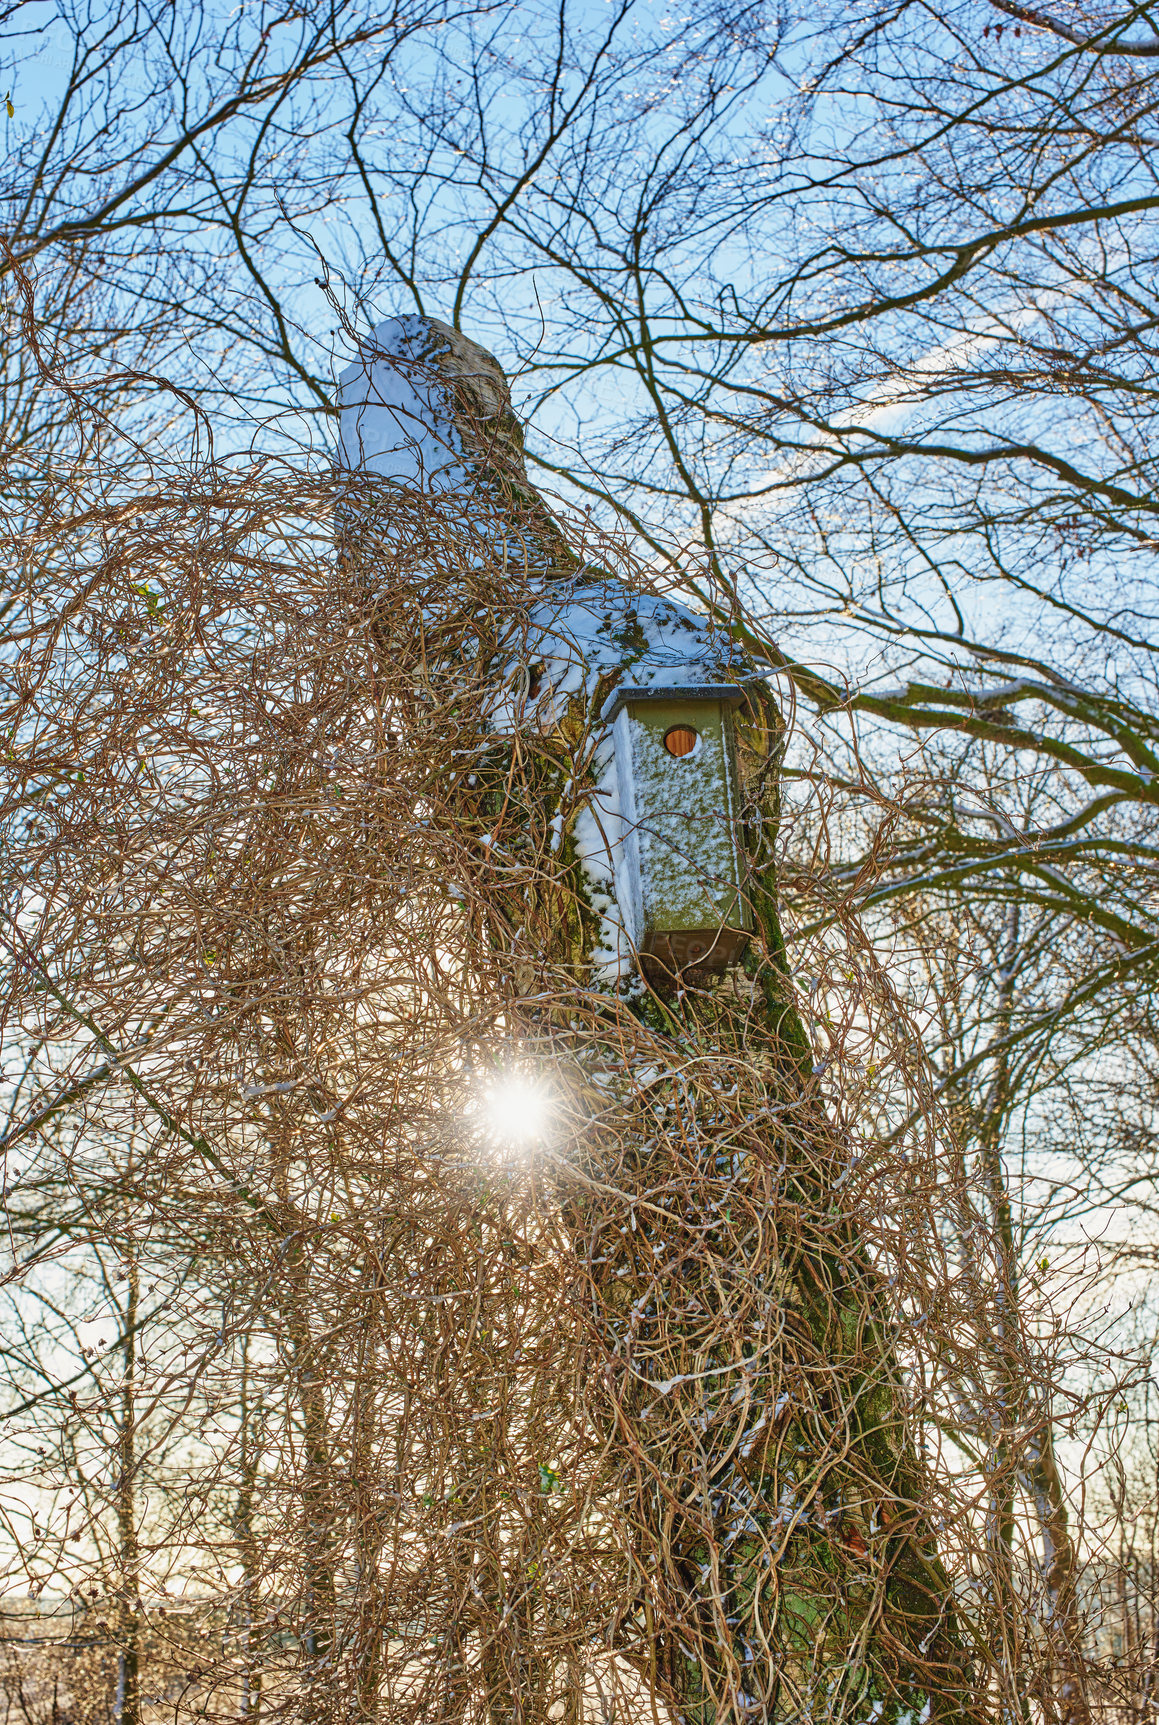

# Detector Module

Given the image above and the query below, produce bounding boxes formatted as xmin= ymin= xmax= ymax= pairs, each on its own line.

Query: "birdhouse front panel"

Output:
xmin=611 ymin=687 xmax=752 ymax=975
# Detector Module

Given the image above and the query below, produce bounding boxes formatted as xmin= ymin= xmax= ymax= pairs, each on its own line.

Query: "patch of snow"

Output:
xmin=336 ymin=315 xmax=472 ymax=493
xmin=524 ymin=575 xmax=749 ymax=716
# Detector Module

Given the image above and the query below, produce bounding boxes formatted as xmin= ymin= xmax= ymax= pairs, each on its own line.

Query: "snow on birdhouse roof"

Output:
xmin=523 ymin=575 xmax=754 ymax=715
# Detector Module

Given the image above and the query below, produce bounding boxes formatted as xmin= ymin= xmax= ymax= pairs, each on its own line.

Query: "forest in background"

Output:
xmin=3 ymin=1 xmax=1159 ymax=1723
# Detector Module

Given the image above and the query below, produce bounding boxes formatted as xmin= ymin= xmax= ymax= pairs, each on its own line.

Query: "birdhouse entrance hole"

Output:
xmin=663 ymin=725 xmax=699 ymax=757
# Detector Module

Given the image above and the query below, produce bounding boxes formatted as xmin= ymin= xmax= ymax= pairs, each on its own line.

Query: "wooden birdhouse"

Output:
xmin=605 ymin=683 xmax=753 ymax=980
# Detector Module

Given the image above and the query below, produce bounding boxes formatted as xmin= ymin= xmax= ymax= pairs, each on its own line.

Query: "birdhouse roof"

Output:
xmin=599 ymin=683 xmax=750 ymax=723
xmin=522 ymin=574 xmax=758 ymax=718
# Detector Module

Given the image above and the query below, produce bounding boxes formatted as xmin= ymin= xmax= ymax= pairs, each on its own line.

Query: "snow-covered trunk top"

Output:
xmin=338 ymin=314 xmax=529 ymax=496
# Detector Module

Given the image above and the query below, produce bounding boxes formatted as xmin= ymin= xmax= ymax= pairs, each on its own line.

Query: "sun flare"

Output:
xmin=479 ymin=1074 xmax=552 ymax=1149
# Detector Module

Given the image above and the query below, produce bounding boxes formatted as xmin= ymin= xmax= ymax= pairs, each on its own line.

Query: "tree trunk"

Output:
xmin=235 ymin=1334 xmax=263 ymax=1723
xmin=973 ymin=914 xmax=1088 ymax=1725
xmin=114 ymin=1250 xmax=140 ymax=1725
